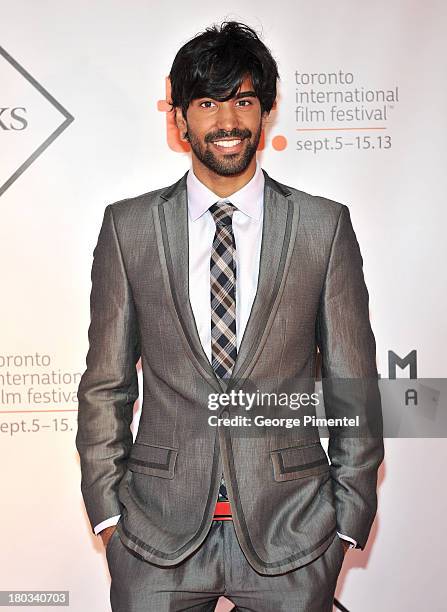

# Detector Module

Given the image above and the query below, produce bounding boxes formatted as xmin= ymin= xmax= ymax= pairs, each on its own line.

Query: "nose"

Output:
xmin=215 ymin=101 xmax=239 ymax=133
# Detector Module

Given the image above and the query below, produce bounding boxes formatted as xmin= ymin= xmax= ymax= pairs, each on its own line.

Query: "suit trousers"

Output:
xmin=106 ymin=519 xmax=345 ymax=612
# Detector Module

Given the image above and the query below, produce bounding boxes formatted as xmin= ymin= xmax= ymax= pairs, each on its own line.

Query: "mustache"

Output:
xmin=205 ymin=129 xmax=251 ymax=143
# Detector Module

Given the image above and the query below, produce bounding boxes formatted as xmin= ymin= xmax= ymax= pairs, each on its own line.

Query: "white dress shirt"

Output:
xmin=94 ymin=159 xmax=356 ymax=549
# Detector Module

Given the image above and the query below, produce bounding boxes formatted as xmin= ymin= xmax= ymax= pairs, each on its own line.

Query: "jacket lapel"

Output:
xmin=229 ymin=170 xmax=298 ymax=385
xmin=154 ymin=171 xmax=224 ymax=393
xmin=153 ymin=168 xmax=299 ymax=393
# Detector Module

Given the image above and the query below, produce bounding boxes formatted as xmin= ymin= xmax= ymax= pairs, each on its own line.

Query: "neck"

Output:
xmin=191 ymin=156 xmax=257 ymax=198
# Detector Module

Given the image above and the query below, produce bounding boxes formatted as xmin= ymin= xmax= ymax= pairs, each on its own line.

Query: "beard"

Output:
xmin=186 ymin=123 xmax=262 ymax=176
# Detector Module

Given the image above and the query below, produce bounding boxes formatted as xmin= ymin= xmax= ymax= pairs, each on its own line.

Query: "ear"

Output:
xmin=261 ymin=110 xmax=269 ymax=131
xmin=175 ymin=107 xmax=188 ymax=141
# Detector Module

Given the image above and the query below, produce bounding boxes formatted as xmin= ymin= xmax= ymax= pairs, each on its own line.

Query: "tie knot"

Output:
xmin=209 ymin=201 xmax=237 ymax=227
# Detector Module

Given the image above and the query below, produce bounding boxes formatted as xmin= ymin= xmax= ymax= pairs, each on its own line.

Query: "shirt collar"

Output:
xmin=186 ymin=159 xmax=264 ymax=222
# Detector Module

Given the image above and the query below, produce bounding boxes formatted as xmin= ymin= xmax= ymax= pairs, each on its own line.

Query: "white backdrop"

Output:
xmin=1 ymin=1 xmax=446 ymax=610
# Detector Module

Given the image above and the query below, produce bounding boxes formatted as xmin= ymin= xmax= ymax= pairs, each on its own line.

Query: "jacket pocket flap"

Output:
xmin=127 ymin=442 xmax=178 ymax=479
xmin=270 ymin=442 xmax=329 ymax=482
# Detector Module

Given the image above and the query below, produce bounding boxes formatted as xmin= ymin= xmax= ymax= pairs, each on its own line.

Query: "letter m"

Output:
xmin=388 ymin=350 xmax=417 ymax=379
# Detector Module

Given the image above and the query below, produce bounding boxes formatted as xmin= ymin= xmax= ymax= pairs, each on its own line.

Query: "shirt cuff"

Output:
xmin=94 ymin=514 xmax=121 ymax=535
xmin=337 ymin=532 xmax=357 ymax=549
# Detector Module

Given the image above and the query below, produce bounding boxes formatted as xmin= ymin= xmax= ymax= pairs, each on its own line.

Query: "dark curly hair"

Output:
xmin=168 ymin=20 xmax=280 ymax=120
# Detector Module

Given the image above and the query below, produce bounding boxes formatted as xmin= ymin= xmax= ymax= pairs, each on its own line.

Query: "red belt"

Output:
xmin=212 ymin=501 xmax=232 ymax=521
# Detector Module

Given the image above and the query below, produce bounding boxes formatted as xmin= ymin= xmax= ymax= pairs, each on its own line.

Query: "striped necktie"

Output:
xmin=209 ymin=201 xmax=237 ymax=501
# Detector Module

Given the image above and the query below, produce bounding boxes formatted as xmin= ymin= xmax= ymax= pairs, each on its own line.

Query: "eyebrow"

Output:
xmin=234 ymin=91 xmax=257 ymax=99
xmin=197 ymin=91 xmax=257 ymax=102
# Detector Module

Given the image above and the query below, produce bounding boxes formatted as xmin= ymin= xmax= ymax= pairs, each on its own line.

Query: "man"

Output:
xmin=76 ymin=20 xmax=384 ymax=612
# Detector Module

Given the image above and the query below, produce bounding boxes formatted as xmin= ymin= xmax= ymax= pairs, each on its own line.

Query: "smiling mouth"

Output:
xmin=211 ymin=138 xmax=245 ymax=153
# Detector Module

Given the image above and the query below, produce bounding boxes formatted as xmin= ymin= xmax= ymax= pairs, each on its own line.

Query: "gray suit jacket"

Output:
xmin=76 ymin=168 xmax=384 ymax=575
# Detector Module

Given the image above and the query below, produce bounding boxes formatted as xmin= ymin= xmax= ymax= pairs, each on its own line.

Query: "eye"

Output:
xmin=199 ymin=100 xmax=216 ymax=108
xmin=236 ymin=99 xmax=253 ymax=106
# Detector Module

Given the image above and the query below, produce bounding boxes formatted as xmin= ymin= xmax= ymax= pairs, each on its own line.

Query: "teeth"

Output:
xmin=213 ymin=139 xmax=242 ymax=148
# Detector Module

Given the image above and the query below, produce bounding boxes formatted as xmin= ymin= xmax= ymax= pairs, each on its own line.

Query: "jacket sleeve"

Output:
xmin=316 ymin=204 xmax=384 ymax=550
xmin=76 ymin=204 xmax=140 ymax=533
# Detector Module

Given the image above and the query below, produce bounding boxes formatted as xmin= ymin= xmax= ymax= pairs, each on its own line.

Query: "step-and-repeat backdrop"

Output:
xmin=1 ymin=1 xmax=446 ymax=610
